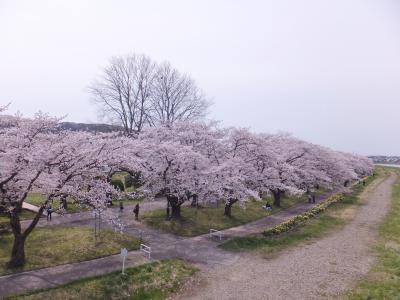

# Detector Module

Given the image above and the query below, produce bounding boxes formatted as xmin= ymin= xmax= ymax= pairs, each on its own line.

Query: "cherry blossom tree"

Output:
xmin=120 ymin=124 xmax=255 ymax=218
xmin=0 ymin=111 xmax=124 ymax=268
xmin=127 ymin=123 xmax=373 ymax=215
xmin=1 ymin=101 xmax=374 ymax=268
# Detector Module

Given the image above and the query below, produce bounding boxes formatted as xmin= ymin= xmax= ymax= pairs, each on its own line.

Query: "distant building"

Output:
xmin=58 ymin=122 xmax=122 ymax=133
xmin=368 ymin=156 xmax=400 ymax=165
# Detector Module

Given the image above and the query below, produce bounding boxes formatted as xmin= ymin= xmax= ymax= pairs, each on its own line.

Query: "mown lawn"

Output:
xmin=7 ymin=259 xmax=197 ymax=300
xmin=25 ymin=193 xmax=140 ymax=216
xmin=1 ymin=210 xmax=40 ymax=235
xmin=348 ymin=167 xmax=400 ymax=299
xmin=25 ymin=193 xmax=84 ymax=214
xmin=142 ymin=194 xmax=309 ymax=237
xmin=0 ymin=226 xmax=141 ymax=275
xmin=0 ymin=210 xmax=37 ymax=224
xmin=220 ymin=168 xmax=382 ymax=255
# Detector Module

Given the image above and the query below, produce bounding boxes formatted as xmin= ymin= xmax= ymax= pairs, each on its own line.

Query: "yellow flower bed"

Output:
xmin=263 ymin=193 xmax=345 ymax=236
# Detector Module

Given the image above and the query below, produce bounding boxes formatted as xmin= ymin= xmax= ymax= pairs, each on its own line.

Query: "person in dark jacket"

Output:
xmin=46 ymin=204 xmax=53 ymax=221
xmin=133 ymin=203 xmax=140 ymax=220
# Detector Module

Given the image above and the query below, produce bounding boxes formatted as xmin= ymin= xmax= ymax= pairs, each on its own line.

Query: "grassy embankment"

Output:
xmin=143 ymin=192 xmax=324 ymax=237
xmin=348 ymin=167 xmax=400 ymax=299
xmin=6 ymin=259 xmax=197 ymax=300
xmin=0 ymin=227 xmax=141 ymax=275
xmin=220 ymin=168 xmax=384 ymax=256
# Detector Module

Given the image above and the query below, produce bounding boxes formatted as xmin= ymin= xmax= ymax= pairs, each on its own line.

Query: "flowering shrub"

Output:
xmin=263 ymin=193 xmax=345 ymax=236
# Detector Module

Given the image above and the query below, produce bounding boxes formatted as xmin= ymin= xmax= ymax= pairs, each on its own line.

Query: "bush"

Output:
xmin=263 ymin=193 xmax=345 ymax=236
xmin=124 ymin=171 xmax=142 ymax=188
xmin=111 ymin=178 xmax=125 ymax=191
xmin=124 ymin=174 xmax=134 ymax=188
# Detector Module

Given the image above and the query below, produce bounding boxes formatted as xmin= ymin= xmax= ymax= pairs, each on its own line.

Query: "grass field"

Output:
xmin=143 ymin=194 xmax=310 ymax=237
xmin=220 ymin=169 xmax=381 ymax=255
xmin=0 ymin=226 xmax=141 ymax=275
xmin=25 ymin=193 xmax=84 ymax=214
xmin=348 ymin=167 xmax=400 ymax=299
xmin=25 ymin=192 xmax=141 ymax=216
xmin=7 ymin=259 xmax=197 ymax=300
xmin=0 ymin=210 xmax=37 ymax=224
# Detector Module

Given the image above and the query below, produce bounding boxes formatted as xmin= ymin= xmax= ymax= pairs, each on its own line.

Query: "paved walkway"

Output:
xmin=0 ymin=190 xmax=341 ymax=298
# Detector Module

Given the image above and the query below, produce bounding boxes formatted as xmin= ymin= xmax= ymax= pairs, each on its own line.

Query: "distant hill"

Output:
xmin=368 ymin=156 xmax=400 ymax=165
xmin=59 ymin=122 xmax=122 ymax=133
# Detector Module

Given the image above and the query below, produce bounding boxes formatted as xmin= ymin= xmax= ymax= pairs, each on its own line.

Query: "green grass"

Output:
xmin=0 ymin=226 xmax=141 ymax=275
xmin=112 ymin=171 xmax=138 ymax=193
xmin=25 ymin=193 xmax=83 ymax=214
xmin=0 ymin=210 xmax=37 ymax=222
xmin=221 ymin=214 xmax=344 ymax=255
xmin=7 ymin=259 xmax=197 ymax=300
xmin=220 ymin=169 xmax=381 ymax=254
xmin=143 ymin=194 xmax=310 ymax=237
xmin=348 ymin=167 xmax=400 ymax=299
xmin=25 ymin=193 xmax=140 ymax=216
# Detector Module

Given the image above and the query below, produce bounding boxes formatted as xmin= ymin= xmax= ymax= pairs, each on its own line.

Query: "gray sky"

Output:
xmin=1 ymin=0 xmax=399 ymax=155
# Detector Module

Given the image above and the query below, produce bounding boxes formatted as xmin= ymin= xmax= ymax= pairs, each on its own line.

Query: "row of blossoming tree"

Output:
xmin=0 ymin=106 xmax=373 ymax=268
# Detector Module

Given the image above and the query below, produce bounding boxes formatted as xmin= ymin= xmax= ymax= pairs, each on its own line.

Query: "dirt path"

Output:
xmin=176 ymin=173 xmax=397 ymax=300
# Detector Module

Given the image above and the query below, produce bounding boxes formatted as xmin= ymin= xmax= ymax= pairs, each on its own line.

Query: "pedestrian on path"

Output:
xmin=166 ymin=203 xmax=170 ymax=220
xmin=119 ymin=201 xmax=124 ymax=214
xmin=308 ymin=194 xmax=312 ymax=204
xmin=46 ymin=204 xmax=53 ymax=221
xmin=312 ymin=194 xmax=316 ymax=203
xmin=133 ymin=203 xmax=139 ymax=220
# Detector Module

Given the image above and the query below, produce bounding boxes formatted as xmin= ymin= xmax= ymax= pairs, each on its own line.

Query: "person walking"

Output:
xmin=133 ymin=203 xmax=140 ymax=220
xmin=308 ymin=194 xmax=312 ymax=204
xmin=166 ymin=203 xmax=170 ymax=220
xmin=312 ymin=194 xmax=316 ymax=203
xmin=119 ymin=201 xmax=124 ymax=214
xmin=46 ymin=204 xmax=53 ymax=221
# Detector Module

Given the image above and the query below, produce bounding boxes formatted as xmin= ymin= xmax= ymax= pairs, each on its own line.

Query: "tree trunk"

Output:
xmin=7 ymin=234 xmax=26 ymax=268
xmin=272 ymin=190 xmax=282 ymax=207
xmin=7 ymin=199 xmax=46 ymax=269
xmin=190 ymin=194 xmax=198 ymax=207
xmin=8 ymin=209 xmax=26 ymax=268
xmin=224 ymin=199 xmax=238 ymax=217
xmin=171 ymin=204 xmax=181 ymax=219
xmin=167 ymin=195 xmax=183 ymax=220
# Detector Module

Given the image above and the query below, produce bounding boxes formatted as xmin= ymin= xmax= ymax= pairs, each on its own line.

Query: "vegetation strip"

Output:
xmin=6 ymin=259 xmax=197 ymax=300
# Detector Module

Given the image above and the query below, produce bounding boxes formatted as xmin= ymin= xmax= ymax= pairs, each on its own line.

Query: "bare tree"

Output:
xmin=150 ymin=62 xmax=210 ymax=127
xmin=89 ymin=54 xmax=156 ymax=135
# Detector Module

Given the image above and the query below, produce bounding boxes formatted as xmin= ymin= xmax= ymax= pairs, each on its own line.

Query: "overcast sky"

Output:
xmin=1 ymin=0 xmax=399 ymax=155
